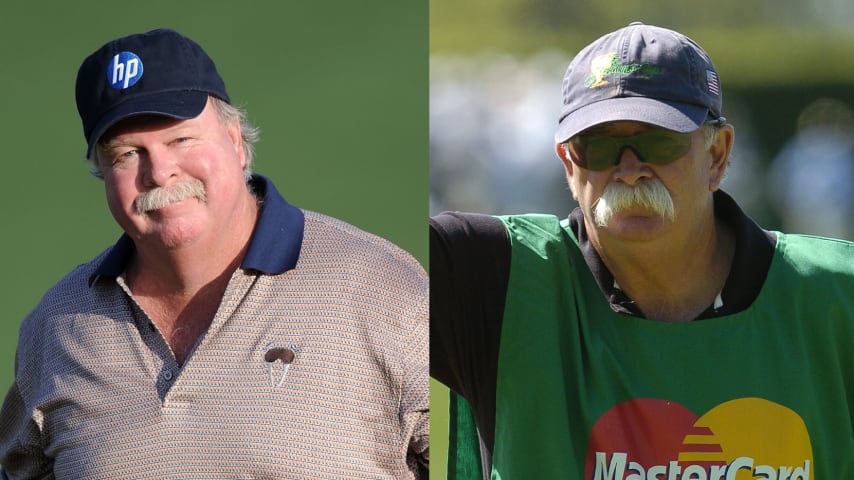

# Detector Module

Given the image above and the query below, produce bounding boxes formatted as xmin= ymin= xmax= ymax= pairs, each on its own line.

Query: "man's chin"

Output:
xmin=599 ymin=212 xmax=673 ymax=241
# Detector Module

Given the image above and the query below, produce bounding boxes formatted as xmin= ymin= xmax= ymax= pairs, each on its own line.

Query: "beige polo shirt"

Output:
xmin=0 ymin=176 xmax=429 ymax=479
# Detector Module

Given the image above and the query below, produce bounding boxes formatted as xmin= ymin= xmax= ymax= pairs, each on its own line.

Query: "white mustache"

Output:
xmin=134 ymin=179 xmax=207 ymax=215
xmin=592 ymin=179 xmax=675 ymax=227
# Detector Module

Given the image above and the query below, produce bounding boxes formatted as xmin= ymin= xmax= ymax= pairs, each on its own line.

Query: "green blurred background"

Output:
xmin=0 ymin=0 xmax=428 ymax=469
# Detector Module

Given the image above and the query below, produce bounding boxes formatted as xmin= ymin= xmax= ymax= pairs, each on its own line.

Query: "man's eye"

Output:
xmin=112 ymin=149 xmax=138 ymax=165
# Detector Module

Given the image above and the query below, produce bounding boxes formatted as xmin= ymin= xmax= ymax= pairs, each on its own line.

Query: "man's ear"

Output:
xmin=556 ymin=142 xmax=573 ymax=171
xmin=556 ymin=142 xmax=578 ymax=199
xmin=708 ymin=124 xmax=734 ymax=192
xmin=226 ymin=118 xmax=246 ymax=169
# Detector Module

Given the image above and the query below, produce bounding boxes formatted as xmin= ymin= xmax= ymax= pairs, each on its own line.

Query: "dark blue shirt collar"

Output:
xmin=242 ymin=174 xmax=305 ymax=273
xmin=89 ymin=174 xmax=304 ymax=285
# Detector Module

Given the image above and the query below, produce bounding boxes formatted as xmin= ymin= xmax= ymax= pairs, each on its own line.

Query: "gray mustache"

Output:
xmin=592 ymin=179 xmax=675 ymax=227
xmin=134 ymin=179 xmax=207 ymax=214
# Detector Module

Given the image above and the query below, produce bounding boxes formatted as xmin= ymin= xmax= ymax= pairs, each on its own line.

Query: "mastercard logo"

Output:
xmin=584 ymin=397 xmax=813 ymax=479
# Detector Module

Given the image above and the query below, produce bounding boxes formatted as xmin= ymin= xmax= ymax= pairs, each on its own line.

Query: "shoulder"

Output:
xmin=289 ymin=211 xmax=428 ymax=355
xmin=23 ymin=248 xmax=112 ymax=326
xmin=431 ymin=211 xmax=567 ymax=246
xmin=13 ymin=248 xmax=113 ymax=386
xmin=430 ymin=211 xmax=573 ymax=275
xmin=301 ymin=210 xmax=425 ymax=273
xmin=496 ymin=214 xmax=576 ymax=263
xmin=430 ymin=212 xmax=515 ymax=282
xmin=430 ymin=211 xmax=508 ymax=241
xmin=498 ymin=213 xmax=567 ymax=241
xmin=297 ymin=210 xmax=427 ymax=304
xmin=775 ymin=233 xmax=854 ymax=277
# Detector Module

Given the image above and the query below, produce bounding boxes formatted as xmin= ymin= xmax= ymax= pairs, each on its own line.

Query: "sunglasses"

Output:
xmin=565 ymin=118 xmax=726 ymax=171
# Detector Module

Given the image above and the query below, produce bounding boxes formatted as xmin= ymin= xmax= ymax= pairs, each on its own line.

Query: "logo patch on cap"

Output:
xmin=107 ymin=51 xmax=144 ymax=90
xmin=584 ymin=52 xmax=663 ymax=89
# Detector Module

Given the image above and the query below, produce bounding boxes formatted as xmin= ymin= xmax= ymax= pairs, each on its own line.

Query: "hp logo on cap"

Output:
xmin=108 ymin=51 xmax=144 ymax=89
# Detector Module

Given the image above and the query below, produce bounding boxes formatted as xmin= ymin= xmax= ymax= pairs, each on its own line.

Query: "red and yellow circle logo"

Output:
xmin=585 ymin=398 xmax=813 ymax=479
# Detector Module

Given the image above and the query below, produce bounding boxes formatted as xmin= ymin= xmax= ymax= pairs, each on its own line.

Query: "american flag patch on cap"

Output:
xmin=706 ymin=70 xmax=720 ymax=95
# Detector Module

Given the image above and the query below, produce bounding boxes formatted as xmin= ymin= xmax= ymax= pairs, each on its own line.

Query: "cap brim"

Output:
xmin=554 ymin=97 xmax=709 ymax=143
xmin=86 ymin=90 xmax=209 ymax=157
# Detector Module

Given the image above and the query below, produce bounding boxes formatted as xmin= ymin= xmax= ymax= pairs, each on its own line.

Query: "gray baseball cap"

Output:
xmin=555 ymin=22 xmax=723 ymax=143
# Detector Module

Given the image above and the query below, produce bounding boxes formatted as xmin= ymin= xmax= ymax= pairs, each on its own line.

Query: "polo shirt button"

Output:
xmin=163 ymin=370 xmax=174 ymax=381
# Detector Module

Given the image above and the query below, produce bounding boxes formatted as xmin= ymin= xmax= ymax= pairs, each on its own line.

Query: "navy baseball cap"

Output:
xmin=555 ymin=22 xmax=723 ymax=143
xmin=75 ymin=28 xmax=230 ymax=157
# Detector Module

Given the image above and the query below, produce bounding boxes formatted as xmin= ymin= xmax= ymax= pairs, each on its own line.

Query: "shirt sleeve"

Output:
xmin=0 ymin=378 xmax=52 ymax=479
xmin=400 ymin=272 xmax=429 ymax=479
xmin=429 ymin=212 xmax=511 ymax=454
xmin=403 ymin=410 xmax=429 ymax=478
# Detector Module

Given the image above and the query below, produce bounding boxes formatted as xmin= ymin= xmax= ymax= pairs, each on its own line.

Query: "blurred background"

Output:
xmin=0 ymin=0 xmax=426 ymax=463
xmin=429 ymin=0 xmax=854 ymax=477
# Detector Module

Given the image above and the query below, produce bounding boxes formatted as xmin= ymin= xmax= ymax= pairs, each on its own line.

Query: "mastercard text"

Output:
xmin=593 ymin=452 xmax=810 ymax=480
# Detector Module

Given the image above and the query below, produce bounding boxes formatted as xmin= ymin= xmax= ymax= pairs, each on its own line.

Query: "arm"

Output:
xmin=429 ymin=212 xmax=511 ymax=455
xmin=402 ymin=296 xmax=429 ymax=478
xmin=0 ymin=380 xmax=53 ymax=479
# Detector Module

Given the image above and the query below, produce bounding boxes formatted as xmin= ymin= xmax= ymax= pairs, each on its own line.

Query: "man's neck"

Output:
xmin=128 ymin=243 xmax=245 ymax=300
xmin=124 ymin=197 xmax=258 ymax=365
xmin=590 ymin=216 xmax=735 ymax=322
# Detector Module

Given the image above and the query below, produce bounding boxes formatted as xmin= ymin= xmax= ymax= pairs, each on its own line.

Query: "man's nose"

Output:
xmin=612 ymin=147 xmax=653 ymax=185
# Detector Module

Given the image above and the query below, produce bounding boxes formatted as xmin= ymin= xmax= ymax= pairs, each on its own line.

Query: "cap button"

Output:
xmin=628 ymin=21 xmax=645 ymax=26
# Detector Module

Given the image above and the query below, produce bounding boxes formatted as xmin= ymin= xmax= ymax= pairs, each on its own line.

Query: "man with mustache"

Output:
xmin=0 ymin=29 xmax=428 ymax=478
xmin=431 ymin=23 xmax=854 ymax=478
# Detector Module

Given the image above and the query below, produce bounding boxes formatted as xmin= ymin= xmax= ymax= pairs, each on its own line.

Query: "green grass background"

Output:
xmin=0 ymin=0 xmax=444 ymax=475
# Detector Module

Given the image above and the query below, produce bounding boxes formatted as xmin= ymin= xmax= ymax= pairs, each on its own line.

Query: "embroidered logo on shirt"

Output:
xmin=264 ymin=345 xmax=296 ymax=388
